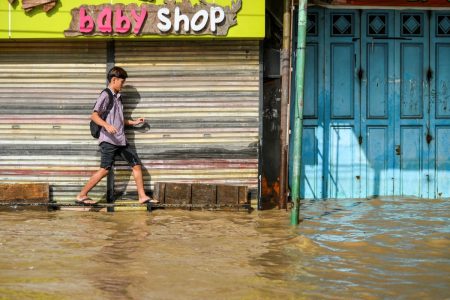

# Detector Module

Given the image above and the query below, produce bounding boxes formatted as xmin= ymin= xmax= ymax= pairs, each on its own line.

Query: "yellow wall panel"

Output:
xmin=0 ymin=1 xmax=9 ymax=39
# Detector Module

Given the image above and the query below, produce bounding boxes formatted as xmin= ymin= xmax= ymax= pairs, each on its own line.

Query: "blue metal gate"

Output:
xmin=291 ymin=8 xmax=450 ymax=199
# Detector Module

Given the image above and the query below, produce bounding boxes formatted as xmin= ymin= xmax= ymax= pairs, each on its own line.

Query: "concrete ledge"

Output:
xmin=154 ymin=182 xmax=249 ymax=207
xmin=0 ymin=183 xmax=49 ymax=203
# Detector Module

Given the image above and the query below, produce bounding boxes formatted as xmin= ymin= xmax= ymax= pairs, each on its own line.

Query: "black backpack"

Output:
xmin=90 ymin=88 xmax=114 ymax=139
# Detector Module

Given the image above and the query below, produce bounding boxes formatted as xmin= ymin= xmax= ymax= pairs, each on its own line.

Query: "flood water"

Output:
xmin=0 ymin=197 xmax=449 ymax=299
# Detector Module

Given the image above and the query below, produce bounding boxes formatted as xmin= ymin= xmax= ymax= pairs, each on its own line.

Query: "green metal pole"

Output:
xmin=290 ymin=0 xmax=307 ymax=226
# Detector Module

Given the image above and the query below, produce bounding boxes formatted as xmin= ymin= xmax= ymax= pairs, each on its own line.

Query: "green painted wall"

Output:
xmin=1 ymin=0 xmax=264 ymax=39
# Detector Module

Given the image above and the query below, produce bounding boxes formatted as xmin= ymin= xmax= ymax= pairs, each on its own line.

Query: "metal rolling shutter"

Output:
xmin=0 ymin=41 xmax=107 ymax=203
xmin=114 ymin=40 xmax=260 ymax=199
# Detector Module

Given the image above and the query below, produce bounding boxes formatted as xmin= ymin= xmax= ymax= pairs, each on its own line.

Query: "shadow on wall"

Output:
xmin=113 ymin=85 xmax=153 ymax=199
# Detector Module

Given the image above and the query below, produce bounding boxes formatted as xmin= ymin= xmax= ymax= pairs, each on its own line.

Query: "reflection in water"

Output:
xmin=0 ymin=198 xmax=449 ymax=299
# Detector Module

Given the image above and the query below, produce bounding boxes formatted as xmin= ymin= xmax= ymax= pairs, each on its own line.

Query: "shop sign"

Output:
xmin=64 ymin=1 xmax=242 ymax=37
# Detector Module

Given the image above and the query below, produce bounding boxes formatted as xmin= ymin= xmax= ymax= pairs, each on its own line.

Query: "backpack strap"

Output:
xmin=100 ymin=88 xmax=115 ymax=120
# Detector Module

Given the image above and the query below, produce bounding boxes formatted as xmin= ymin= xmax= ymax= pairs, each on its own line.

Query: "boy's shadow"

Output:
xmin=113 ymin=85 xmax=153 ymax=199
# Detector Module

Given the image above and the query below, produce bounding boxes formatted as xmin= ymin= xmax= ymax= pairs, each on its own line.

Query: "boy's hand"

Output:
xmin=104 ymin=123 xmax=118 ymax=134
xmin=133 ymin=118 xmax=145 ymax=125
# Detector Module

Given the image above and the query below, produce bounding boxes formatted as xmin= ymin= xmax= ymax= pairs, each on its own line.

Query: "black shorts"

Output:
xmin=100 ymin=142 xmax=142 ymax=170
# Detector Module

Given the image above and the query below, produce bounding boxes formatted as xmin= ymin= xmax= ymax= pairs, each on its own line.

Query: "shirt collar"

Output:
xmin=108 ymin=87 xmax=121 ymax=98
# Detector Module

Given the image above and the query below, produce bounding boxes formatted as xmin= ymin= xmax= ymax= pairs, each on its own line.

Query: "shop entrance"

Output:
xmin=293 ymin=8 xmax=450 ymax=199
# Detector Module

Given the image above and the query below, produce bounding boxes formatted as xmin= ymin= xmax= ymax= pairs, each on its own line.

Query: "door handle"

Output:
xmin=426 ymin=133 xmax=433 ymax=144
xmin=395 ymin=145 xmax=401 ymax=156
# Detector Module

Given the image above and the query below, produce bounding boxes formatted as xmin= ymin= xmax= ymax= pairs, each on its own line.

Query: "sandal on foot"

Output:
xmin=75 ymin=197 xmax=98 ymax=205
xmin=139 ymin=198 xmax=159 ymax=205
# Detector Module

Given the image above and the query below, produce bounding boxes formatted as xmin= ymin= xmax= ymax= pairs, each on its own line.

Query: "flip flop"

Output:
xmin=139 ymin=198 xmax=159 ymax=205
xmin=75 ymin=197 xmax=98 ymax=205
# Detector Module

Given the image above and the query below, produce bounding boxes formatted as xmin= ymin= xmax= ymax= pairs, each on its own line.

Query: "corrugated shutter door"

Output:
xmin=0 ymin=41 xmax=107 ymax=203
xmin=114 ymin=40 xmax=260 ymax=199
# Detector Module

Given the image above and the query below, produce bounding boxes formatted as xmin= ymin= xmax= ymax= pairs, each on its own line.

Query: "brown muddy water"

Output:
xmin=0 ymin=198 xmax=449 ymax=300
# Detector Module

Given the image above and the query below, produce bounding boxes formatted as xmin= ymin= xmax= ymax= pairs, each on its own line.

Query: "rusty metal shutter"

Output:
xmin=114 ymin=40 xmax=260 ymax=200
xmin=0 ymin=41 xmax=107 ymax=203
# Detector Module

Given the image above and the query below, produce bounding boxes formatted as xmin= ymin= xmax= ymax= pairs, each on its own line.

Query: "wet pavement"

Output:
xmin=0 ymin=197 xmax=449 ymax=299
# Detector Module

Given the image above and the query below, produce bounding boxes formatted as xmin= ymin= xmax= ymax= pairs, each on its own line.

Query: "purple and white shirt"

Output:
xmin=93 ymin=88 xmax=127 ymax=146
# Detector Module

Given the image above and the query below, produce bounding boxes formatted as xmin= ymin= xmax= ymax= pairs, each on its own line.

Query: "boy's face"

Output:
xmin=110 ymin=77 xmax=126 ymax=93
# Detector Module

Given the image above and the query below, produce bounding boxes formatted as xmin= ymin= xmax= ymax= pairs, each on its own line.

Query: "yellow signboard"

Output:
xmin=0 ymin=0 xmax=264 ymax=39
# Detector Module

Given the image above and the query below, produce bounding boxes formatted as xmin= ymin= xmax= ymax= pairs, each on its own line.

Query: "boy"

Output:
xmin=76 ymin=66 xmax=157 ymax=205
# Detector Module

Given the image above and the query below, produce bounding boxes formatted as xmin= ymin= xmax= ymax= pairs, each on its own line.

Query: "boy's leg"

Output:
xmin=119 ymin=144 xmax=157 ymax=203
xmin=131 ymin=164 xmax=152 ymax=203
xmin=77 ymin=142 xmax=116 ymax=203
xmin=77 ymin=168 xmax=109 ymax=202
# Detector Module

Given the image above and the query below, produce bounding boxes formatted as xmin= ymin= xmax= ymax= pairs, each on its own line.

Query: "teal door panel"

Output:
xmin=400 ymin=126 xmax=425 ymax=196
xmin=400 ymin=44 xmax=425 ymax=118
xmin=328 ymin=126 xmax=360 ymax=198
xmin=400 ymin=43 xmax=424 ymax=120
xmin=301 ymin=127 xmax=322 ymax=198
xmin=301 ymin=43 xmax=323 ymax=199
xmin=361 ymin=10 xmax=396 ymax=197
xmin=394 ymin=11 xmax=430 ymax=197
xmin=430 ymin=12 xmax=450 ymax=198
xmin=435 ymin=126 xmax=450 ymax=198
xmin=304 ymin=44 xmax=319 ymax=118
xmin=330 ymin=44 xmax=356 ymax=118
xmin=435 ymin=44 xmax=450 ymax=118
xmin=325 ymin=10 xmax=361 ymax=198
xmin=367 ymin=44 xmax=389 ymax=118
xmin=366 ymin=127 xmax=391 ymax=196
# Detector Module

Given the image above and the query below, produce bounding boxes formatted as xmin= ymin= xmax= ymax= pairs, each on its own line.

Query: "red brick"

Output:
xmin=217 ymin=185 xmax=239 ymax=205
xmin=192 ymin=184 xmax=217 ymax=205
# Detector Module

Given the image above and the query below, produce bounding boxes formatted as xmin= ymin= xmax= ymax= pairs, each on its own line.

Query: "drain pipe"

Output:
xmin=279 ymin=0 xmax=292 ymax=209
xmin=290 ymin=0 xmax=307 ymax=226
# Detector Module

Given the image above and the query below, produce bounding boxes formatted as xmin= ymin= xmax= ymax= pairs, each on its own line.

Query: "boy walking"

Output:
xmin=76 ymin=66 xmax=157 ymax=205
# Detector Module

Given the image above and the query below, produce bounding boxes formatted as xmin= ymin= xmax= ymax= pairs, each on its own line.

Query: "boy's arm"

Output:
xmin=91 ymin=112 xmax=118 ymax=134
